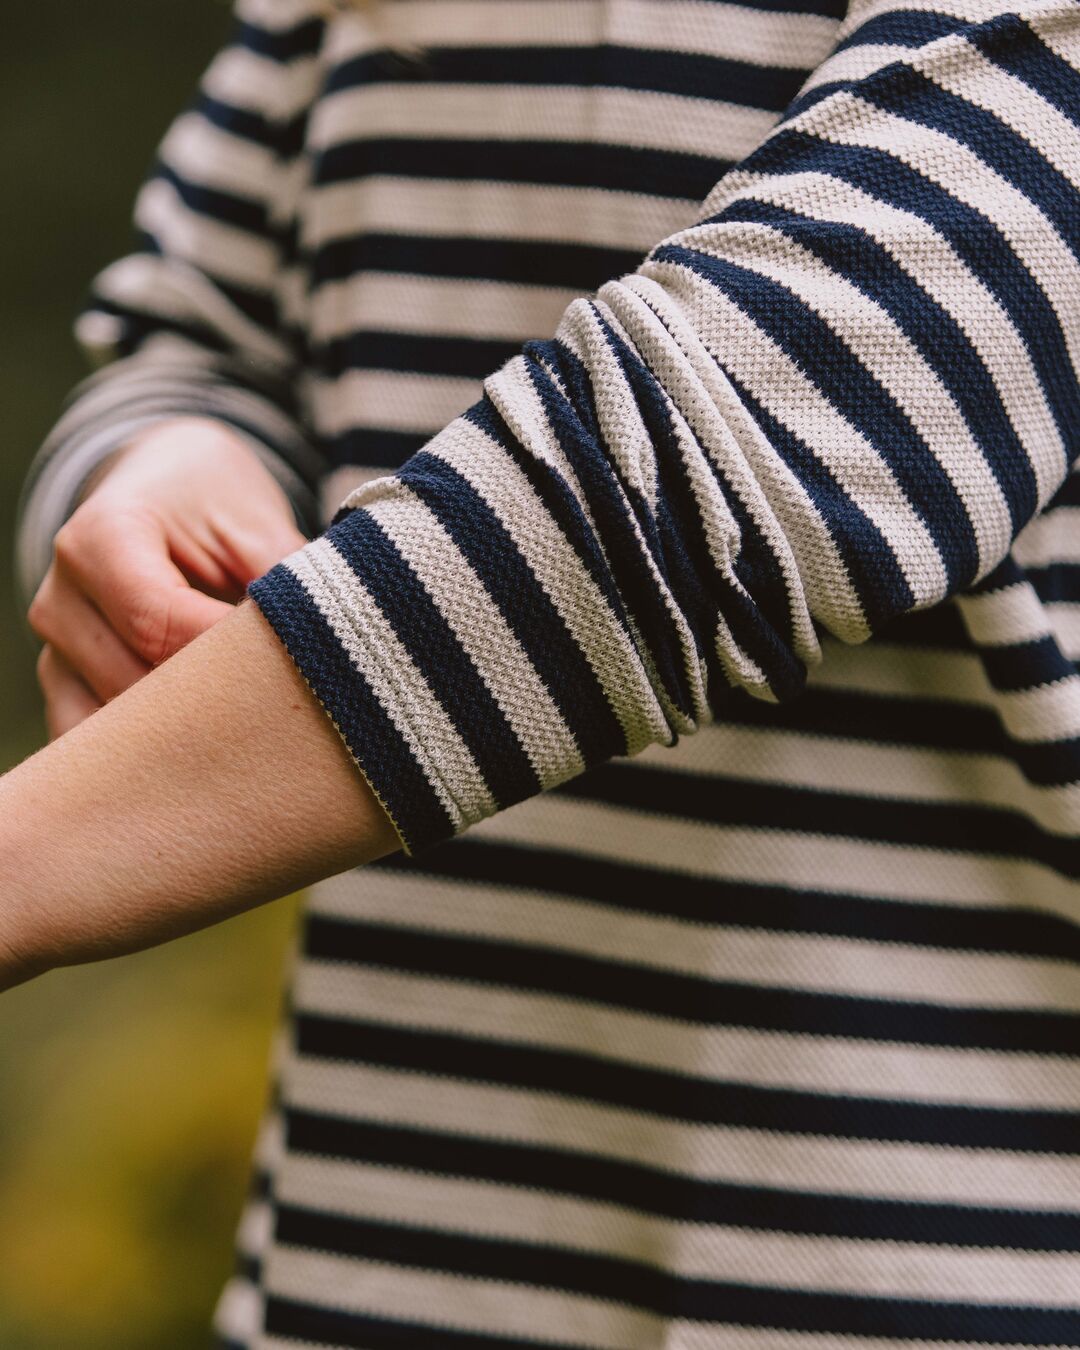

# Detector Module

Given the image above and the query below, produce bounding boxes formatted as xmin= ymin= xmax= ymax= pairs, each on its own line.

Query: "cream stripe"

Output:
xmin=603 ymin=273 xmax=854 ymax=649
xmin=930 ymin=34 xmax=1080 ymax=192
xmin=294 ymin=960 xmax=1080 ymax=1109
xmin=635 ymin=719 xmax=1080 ymax=837
xmin=673 ymin=1328 xmax=1071 ymax=1350
xmin=813 ymin=639 xmax=1080 ymax=746
xmin=799 ymin=41 xmax=923 ymax=92
xmin=541 ymin=299 xmax=712 ymax=722
xmin=274 ymin=1156 xmax=1080 ymax=1303
xmin=1028 ymin=3 xmax=1080 ymax=79
xmin=90 ymin=253 xmax=290 ymax=363
xmin=160 ymin=112 xmax=282 ymax=201
xmin=240 ymin=0 xmax=319 ymax=33
xmin=311 ymin=271 xmax=578 ymax=343
xmin=308 ymin=367 xmax=481 ymax=435
xmin=283 ymin=1059 xmax=1080 ymax=1209
xmin=310 ymin=80 xmax=777 ymax=160
xmin=212 ymin=1277 xmax=263 ymax=1344
xmin=1014 ymin=505 xmax=1080 ymax=567
xmin=958 ymin=583 xmax=1055 ymax=647
xmin=257 ymin=1333 xmax=1072 ymax=1350
xmin=236 ymin=1197 xmax=274 ymax=1258
xmin=1047 ymin=602 xmax=1080 ymax=660
xmin=325 ymin=0 xmax=839 ymax=63
xmin=305 ymin=174 xmax=697 ymax=252
xmin=203 ymin=45 xmax=319 ymax=120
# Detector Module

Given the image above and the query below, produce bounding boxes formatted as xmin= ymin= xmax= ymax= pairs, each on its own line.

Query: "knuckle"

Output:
xmin=26 ymin=591 xmax=50 ymax=639
xmin=126 ymin=595 xmax=172 ymax=666
xmin=52 ymin=521 xmax=81 ymax=570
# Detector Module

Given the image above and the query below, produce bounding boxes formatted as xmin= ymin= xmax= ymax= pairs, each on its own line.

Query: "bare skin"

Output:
xmin=2 ymin=418 xmax=400 ymax=990
xmin=0 ymin=598 xmax=400 ymax=992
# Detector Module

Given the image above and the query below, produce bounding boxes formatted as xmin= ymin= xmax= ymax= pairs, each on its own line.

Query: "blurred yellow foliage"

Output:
xmin=0 ymin=891 xmax=302 ymax=1350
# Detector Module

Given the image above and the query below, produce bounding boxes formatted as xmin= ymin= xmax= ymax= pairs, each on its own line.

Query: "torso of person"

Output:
xmin=211 ymin=3 xmax=1080 ymax=1346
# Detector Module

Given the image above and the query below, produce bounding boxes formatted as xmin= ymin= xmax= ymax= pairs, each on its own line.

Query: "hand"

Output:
xmin=27 ymin=417 xmax=308 ymax=740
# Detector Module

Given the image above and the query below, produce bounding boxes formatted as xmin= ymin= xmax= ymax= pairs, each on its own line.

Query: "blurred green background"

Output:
xmin=0 ymin=4 xmax=302 ymax=1345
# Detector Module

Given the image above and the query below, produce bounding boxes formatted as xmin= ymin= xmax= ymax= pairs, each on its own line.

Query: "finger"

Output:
xmin=214 ymin=517 xmax=308 ymax=586
xmin=37 ymin=645 xmax=102 ymax=741
xmin=58 ymin=511 xmax=233 ymax=666
xmin=28 ymin=569 xmax=151 ymax=702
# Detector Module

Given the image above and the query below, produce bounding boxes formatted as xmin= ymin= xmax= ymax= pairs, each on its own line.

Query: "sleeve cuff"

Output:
xmin=248 ymin=531 xmax=477 ymax=857
xmin=246 ymin=400 xmax=664 ymax=856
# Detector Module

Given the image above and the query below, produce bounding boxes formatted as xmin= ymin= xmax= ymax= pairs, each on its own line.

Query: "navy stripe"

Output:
xmin=1027 ymin=562 xmax=1080 ymax=606
xmin=314 ymin=136 xmax=730 ymax=201
xmin=1047 ymin=471 xmax=1080 ymax=509
xmin=322 ymin=509 xmax=537 ymax=809
xmin=233 ymin=17 xmax=324 ymax=63
xmin=310 ymin=232 xmax=643 ymax=292
xmin=314 ymin=330 xmax=520 ymax=381
xmin=198 ymin=92 xmax=307 ymax=157
xmin=266 ymin=1296 xmax=587 ymax=1350
xmin=325 ymin=45 xmax=809 ymax=112
xmin=248 ymin=563 xmax=453 ymax=850
xmin=833 ymin=8 xmax=969 ymax=54
xmin=461 ymin=395 xmax=636 ymax=640
xmin=979 ymin=634 xmax=1076 ymax=693
xmin=322 ymin=425 xmax=429 ymax=471
xmin=988 ymin=14 xmax=1080 ymax=128
xmin=286 ymin=1109 xmax=1080 ymax=1250
xmin=155 ymin=160 xmax=269 ymax=236
xmin=381 ymin=840 xmax=1080 ymax=962
xmin=878 ymin=603 xmax=971 ymax=647
xmin=299 ymin=931 xmax=1080 ymax=1059
xmin=90 ymin=299 xmax=233 ymax=359
xmin=274 ymin=1205 xmax=1080 ymax=1341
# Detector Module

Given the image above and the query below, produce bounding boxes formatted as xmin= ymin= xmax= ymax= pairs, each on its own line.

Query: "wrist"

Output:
xmin=73 ymin=415 xmax=251 ymax=507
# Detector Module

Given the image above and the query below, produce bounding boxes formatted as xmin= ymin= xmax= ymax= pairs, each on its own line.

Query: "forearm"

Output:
xmin=0 ymin=601 xmax=399 ymax=990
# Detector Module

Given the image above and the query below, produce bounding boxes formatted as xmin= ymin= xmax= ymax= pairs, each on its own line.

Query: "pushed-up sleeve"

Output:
xmin=16 ymin=0 xmax=328 ymax=604
xmin=250 ymin=0 xmax=1080 ymax=854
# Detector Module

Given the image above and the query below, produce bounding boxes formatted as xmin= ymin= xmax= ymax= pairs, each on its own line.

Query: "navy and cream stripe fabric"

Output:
xmin=20 ymin=0 xmax=1080 ymax=1345
xmin=248 ymin=0 xmax=1080 ymax=852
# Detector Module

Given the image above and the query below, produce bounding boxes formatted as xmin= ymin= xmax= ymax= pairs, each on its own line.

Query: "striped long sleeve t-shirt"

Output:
xmin=18 ymin=0 xmax=1080 ymax=1345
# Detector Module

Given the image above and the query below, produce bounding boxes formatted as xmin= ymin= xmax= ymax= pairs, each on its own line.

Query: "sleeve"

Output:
xmin=15 ymin=0 xmax=328 ymax=604
xmin=249 ymin=0 xmax=1080 ymax=854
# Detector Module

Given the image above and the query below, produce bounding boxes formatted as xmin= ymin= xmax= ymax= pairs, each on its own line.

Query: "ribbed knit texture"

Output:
xmin=21 ymin=0 xmax=1080 ymax=1345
